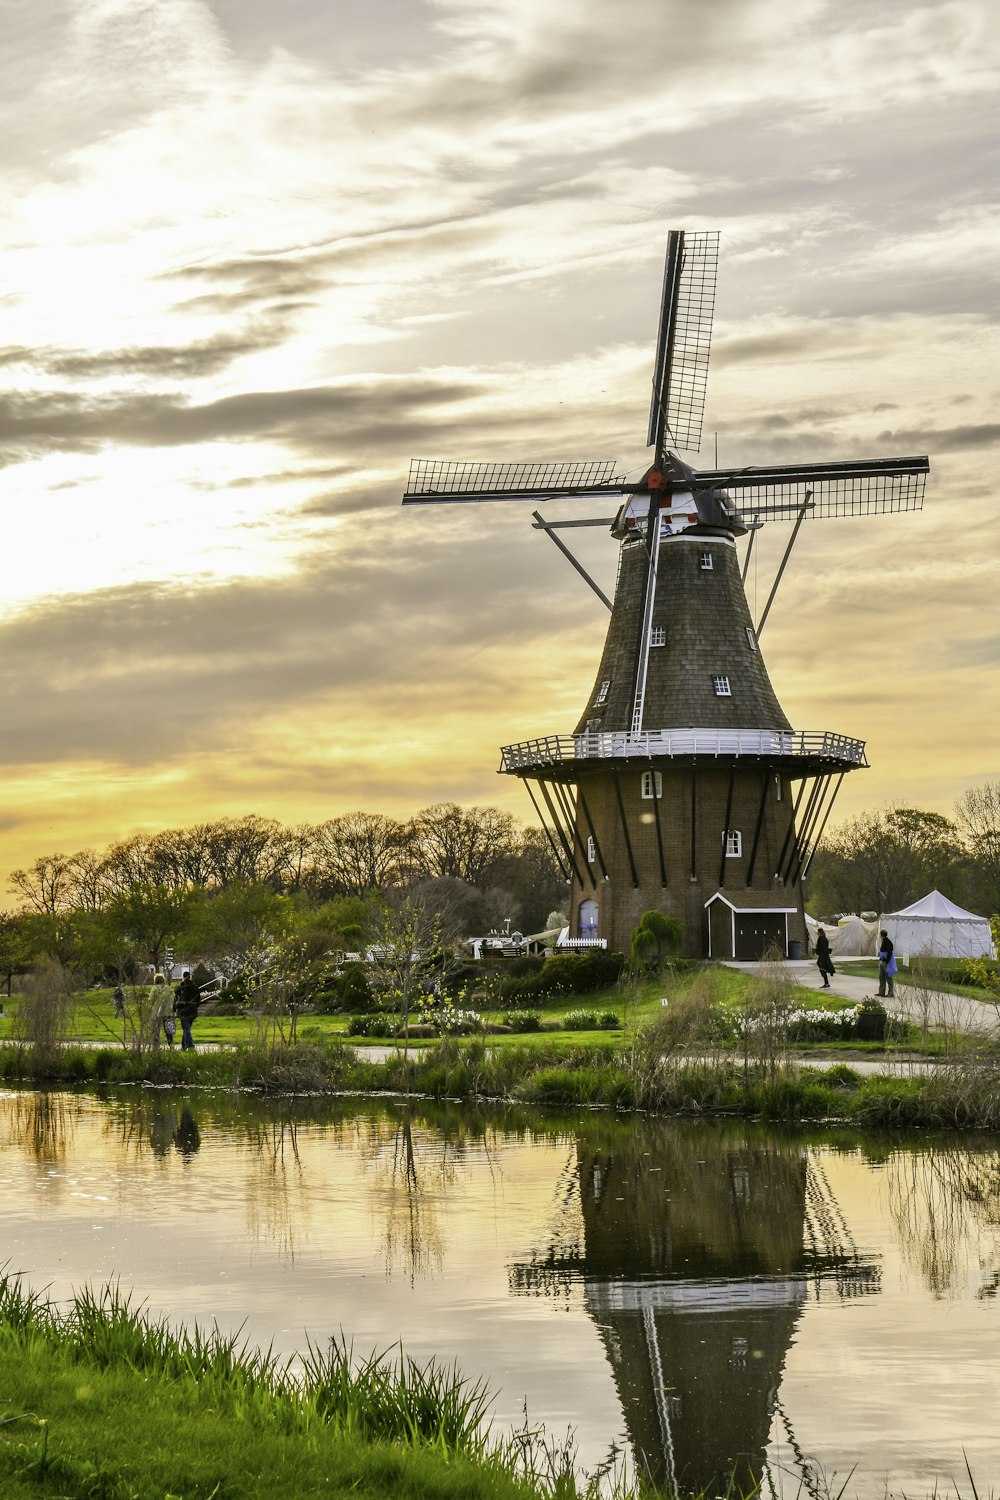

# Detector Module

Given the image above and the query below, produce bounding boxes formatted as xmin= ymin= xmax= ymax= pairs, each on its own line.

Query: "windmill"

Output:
xmin=402 ymin=232 xmax=929 ymax=957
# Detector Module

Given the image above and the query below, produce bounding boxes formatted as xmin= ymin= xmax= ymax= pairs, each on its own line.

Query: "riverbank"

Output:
xmin=2 ymin=1033 xmax=998 ymax=1129
xmin=0 ymin=1271 xmax=575 ymax=1500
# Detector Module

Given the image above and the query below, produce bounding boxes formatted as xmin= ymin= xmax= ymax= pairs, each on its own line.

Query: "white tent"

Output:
xmin=881 ymin=890 xmax=996 ymax=961
xmin=804 ymin=913 xmax=878 ymax=957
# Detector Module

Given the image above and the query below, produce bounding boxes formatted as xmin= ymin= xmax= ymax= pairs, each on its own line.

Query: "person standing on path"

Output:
xmin=814 ymin=929 xmax=835 ymax=989
xmin=149 ymin=973 xmax=176 ymax=1047
xmin=173 ymin=970 xmax=202 ymax=1051
xmin=878 ymin=931 xmax=897 ymax=998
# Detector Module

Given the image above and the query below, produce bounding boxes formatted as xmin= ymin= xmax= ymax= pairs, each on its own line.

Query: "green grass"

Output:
xmin=836 ymin=960 xmax=998 ymax=1005
xmin=0 ymin=1272 xmax=573 ymax=1500
xmin=0 ymin=969 xmax=878 ymax=1057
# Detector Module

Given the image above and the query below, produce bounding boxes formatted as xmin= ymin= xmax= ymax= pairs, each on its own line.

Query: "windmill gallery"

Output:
xmin=403 ymin=233 xmax=930 ymax=960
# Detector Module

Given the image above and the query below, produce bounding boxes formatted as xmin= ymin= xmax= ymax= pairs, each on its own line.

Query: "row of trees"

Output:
xmin=806 ymin=785 xmax=1000 ymax=920
xmin=8 ymin=806 xmax=559 ymax=912
xmin=1 ymin=805 xmax=567 ymax=989
xmin=2 ymin=783 xmax=997 ymax=988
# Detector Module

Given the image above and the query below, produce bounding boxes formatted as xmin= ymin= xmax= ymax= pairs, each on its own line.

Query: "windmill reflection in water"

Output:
xmin=507 ymin=1126 xmax=881 ymax=1496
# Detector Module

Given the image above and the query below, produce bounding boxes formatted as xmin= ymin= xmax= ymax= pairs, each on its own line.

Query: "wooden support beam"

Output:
xmin=801 ymin=773 xmax=846 ymax=880
xmin=523 ymin=780 xmax=570 ymax=882
xmin=538 ymin=780 xmax=585 ymax=889
xmin=778 ymin=778 xmax=810 ymax=884
xmin=554 ymin=780 xmax=597 ymax=889
xmin=577 ymin=783 xmax=609 ymax=881
xmin=718 ymin=762 xmax=737 ymax=888
xmin=650 ymin=774 xmax=668 ymax=888
xmin=612 ymin=769 xmax=639 ymax=888
xmin=791 ymin=776 xmax=830 ymax=886
xmin=745 ymin=771 xmax=771 ymax=887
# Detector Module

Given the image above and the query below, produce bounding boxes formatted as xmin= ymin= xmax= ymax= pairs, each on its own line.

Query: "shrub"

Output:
xmin=824 ymin=1062 xmax=863 ymax=1089
xmin=502 ymin=1011 xmax=541 ymax=1033
xmin=346 ymin=1013 xmax=397 ymax=1038
xmin=315 ymin=963 xmax=375 ymax=1015
xmin=563 ymin=1009 xmax=600 ymax=1031
xmin=539 ymin=951 xmax=625 ymax=994
xmin=597 ymin=1011 xmax=621 ymax=1030
xmin=497 ymin=971 xmax=552 ymax=1005
xmin=504 ymin=955 xmax=545 ymax=978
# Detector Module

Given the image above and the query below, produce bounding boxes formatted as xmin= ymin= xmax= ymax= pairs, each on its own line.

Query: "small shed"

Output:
xmin=881 ymin=890 xmax=996 ymax=961
xmin=705 ymin=891 xmax=800 ymax=960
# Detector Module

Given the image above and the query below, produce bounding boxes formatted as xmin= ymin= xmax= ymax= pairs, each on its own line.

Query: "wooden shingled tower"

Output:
xmin=403 ymin=232 xmax=930 ymax=958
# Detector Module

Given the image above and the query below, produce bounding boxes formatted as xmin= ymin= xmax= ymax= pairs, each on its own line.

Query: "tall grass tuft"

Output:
xmin=302 ymin=1335 xmax=493 ymax=1453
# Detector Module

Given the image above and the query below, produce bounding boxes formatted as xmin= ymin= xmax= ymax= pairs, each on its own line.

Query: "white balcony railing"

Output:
xmin=499 ymin=728 xmax=867 ymax=773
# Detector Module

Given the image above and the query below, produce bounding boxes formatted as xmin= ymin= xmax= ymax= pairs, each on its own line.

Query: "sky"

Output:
xmin=1 ymin=0 xmax=998 ymax=890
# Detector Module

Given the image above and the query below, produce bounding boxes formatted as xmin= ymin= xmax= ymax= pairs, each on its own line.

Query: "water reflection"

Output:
xmin=884 ymin=1147 xmax=1000 ymax=1299
xmin=508 ymin=1120 xmax=882 ymax=1494
xmin=0 ymin=1090 xmax=996 ymax=1495
xmin=1 ymin=1089 xmax=77 ymax=1163
xmin=147 ymin=1104 xmax=201 ymax=1160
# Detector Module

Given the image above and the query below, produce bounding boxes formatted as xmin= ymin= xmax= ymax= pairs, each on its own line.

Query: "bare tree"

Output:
xmin=955 ymin=782 xmax=1000 ymax=915
xmin=409 ymin=803 xmax=519 ymax=886
xmin=364 ymin=892 xmax=461 ymax=1053
xmin=311 ymin=812 xmax=410 ymax=896
xmin=810 ymin=805 xmax=965 ymax=915
xmin=64 ymin=849 xmax=110 ymax=912
xmin=8 ymin=854 xmax=77 ymax=914
xmin=100 ymin=835 xmax=159 ymax=900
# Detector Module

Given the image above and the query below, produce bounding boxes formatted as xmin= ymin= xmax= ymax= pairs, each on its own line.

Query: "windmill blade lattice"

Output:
xmin=403 ymin=457 xmax=628 ymax=504
xmin=690 ymin=455 xmax=928 ymax=521
xmin=647 ymin=230 xmax=719 ymax=456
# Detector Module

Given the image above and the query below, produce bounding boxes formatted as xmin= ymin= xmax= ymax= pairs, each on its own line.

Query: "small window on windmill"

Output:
xmin=641 ymin=771 xmax=663 ymax=800
xmin=699 ymin=551 xmax=714 ymax=570
xmin=595 ymin=680 xmax=611 ymax=705
xmin=713 ymin=675 xmax=732 ymax=696
xmin=586 ymin=835 xmax=596 ymax=864
xmin=745 ymin=627 xmax=757 ymax=652
xmin=775 ymin=775 xmax=784 ymax=802
xmin=650 ymin=626 xmax=666 ymax=647
xmin=725 ymin=830 xmax=742 ymax=858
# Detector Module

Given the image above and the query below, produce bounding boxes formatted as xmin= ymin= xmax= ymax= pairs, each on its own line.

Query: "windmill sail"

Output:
xmin=647 ymin=230 xmax=719 ymax=456
xmin=403 ymin=457 xmax=627 ymax=504
xmin=691 ymin=456 xmax=928 ymax=520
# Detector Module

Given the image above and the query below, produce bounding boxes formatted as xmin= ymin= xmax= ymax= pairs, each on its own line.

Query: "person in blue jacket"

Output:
xmin=878 ymin=931 xmax=897 ymax=998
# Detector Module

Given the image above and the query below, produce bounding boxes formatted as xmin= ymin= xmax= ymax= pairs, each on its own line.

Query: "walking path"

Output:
xmin=723 ymin=958 xmax=999 ymax=1037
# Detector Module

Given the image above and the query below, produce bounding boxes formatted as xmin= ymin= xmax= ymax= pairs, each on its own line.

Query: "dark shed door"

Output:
xmin=734 ymin=914 xmax=786 ymax=959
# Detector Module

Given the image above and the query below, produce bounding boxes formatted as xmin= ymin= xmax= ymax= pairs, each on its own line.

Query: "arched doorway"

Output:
xmin=578 ymin=899 xmax=599 ymax=938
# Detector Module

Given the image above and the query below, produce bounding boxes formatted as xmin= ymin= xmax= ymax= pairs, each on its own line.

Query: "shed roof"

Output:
xmin=704 ymin=890 xmax=798 ymax=913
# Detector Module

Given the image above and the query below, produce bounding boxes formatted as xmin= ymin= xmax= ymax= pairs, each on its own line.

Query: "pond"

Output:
xmin=0 ymin=1087 xmax=998 ymax=1496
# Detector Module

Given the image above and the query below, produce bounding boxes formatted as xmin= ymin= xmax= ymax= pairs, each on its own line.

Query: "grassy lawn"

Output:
xmin=0 ymin=968 xmax=905 ymax=1058
xmin=835 ymin=959 xmax=999 ymax=1006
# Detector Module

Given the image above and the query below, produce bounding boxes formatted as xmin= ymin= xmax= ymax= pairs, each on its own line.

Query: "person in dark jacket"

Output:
xmin=878 ymin=930 xmax=896 ymax=998
xmin=173 ymin=970 xmax=202 ymax=1051
xmin=814 ymin=929 xmax=834 ymax=988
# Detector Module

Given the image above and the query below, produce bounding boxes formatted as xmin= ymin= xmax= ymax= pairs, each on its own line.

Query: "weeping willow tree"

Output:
xmin=629 ymin=910 xmax=682 ymax=971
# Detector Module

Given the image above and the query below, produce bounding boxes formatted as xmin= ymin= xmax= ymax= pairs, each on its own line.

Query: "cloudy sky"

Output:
xmin=1 ymin=0 xmax=998 ymax=887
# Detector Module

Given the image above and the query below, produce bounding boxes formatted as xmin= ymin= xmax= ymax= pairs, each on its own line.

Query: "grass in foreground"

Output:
xmin=0 ymin=1272 xmax=623 ymax=1500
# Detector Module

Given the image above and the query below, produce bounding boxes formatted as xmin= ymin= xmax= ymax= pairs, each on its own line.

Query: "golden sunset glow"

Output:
xmin=2 ymin=0 xmax=998 ymax=888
